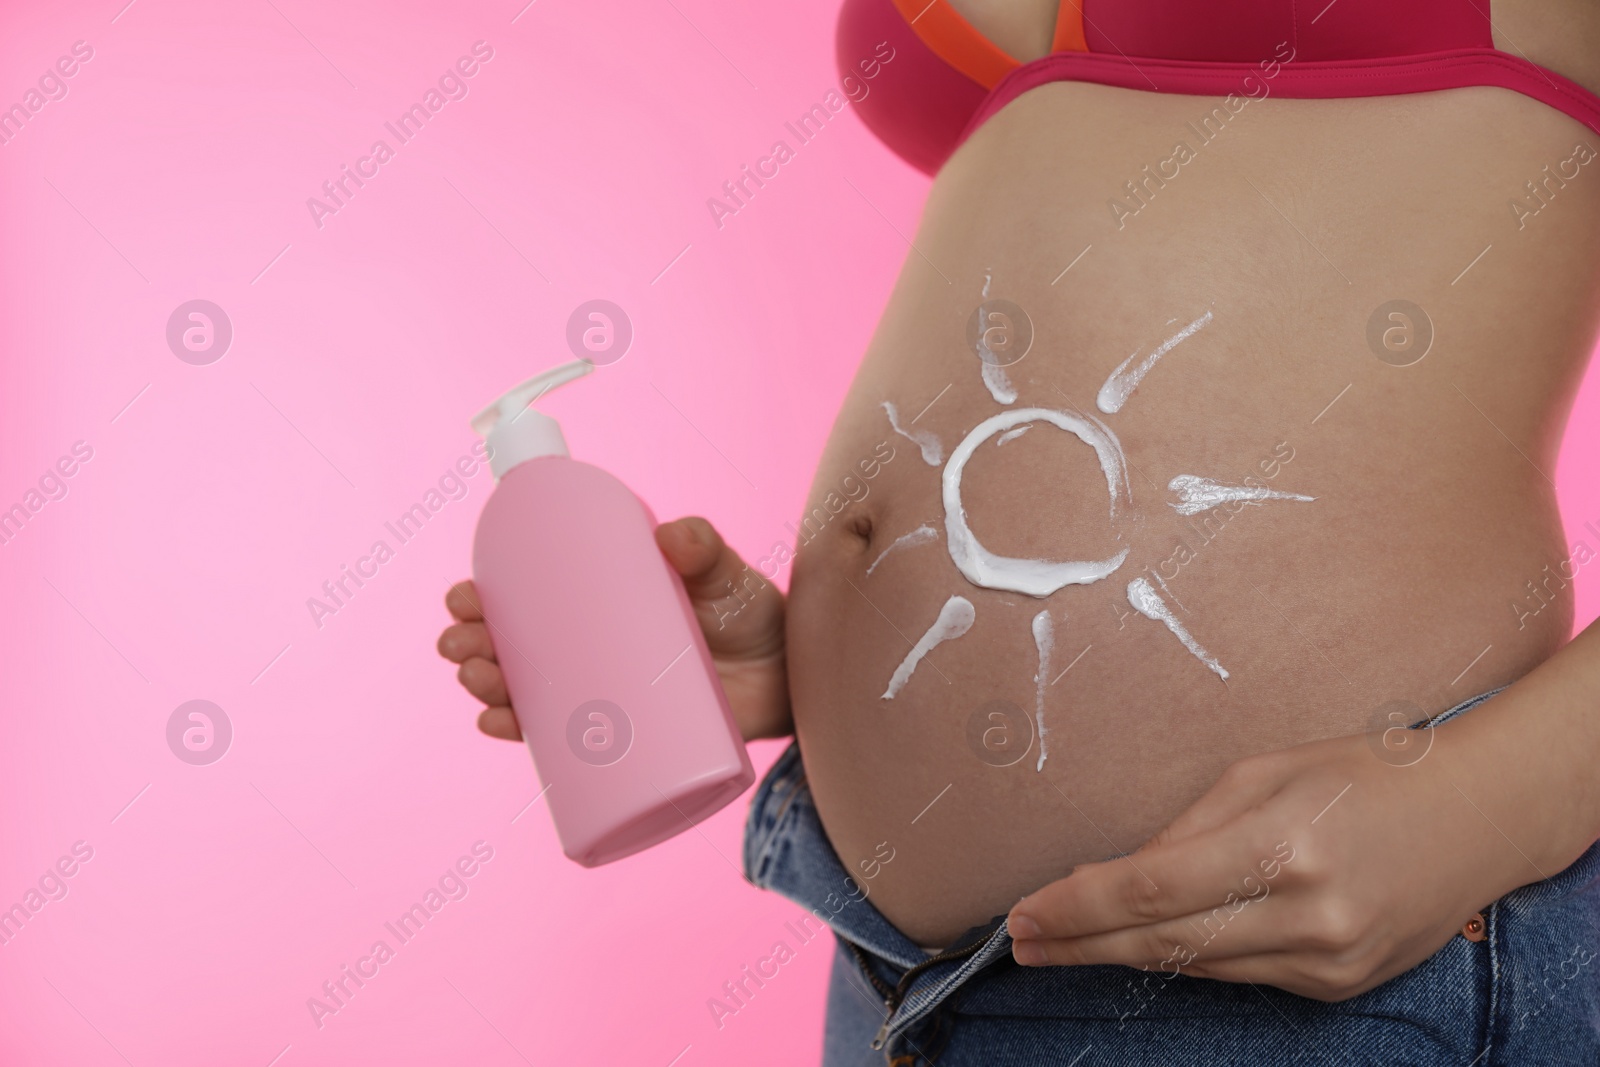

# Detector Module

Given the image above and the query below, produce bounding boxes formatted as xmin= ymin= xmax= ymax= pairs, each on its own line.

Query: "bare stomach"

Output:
xmin=785 ymin=82 xmax=1600 ymax=948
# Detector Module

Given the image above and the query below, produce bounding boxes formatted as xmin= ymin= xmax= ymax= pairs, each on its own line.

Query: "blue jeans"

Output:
xmin=742 ymin=689 xmax=1600 ymax=1065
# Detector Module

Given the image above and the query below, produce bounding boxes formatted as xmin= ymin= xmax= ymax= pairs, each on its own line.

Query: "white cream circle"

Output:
xmin=942 ymin=407 xmax=1131 ymax=597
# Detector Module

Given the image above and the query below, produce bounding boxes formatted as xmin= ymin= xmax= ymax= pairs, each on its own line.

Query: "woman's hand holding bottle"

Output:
xmin=438 ymin=516 xmax=792 ymax=744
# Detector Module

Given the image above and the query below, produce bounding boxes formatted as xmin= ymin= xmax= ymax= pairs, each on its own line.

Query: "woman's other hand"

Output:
xmin=1004 ymin=722 xmax=1563 ymax=1001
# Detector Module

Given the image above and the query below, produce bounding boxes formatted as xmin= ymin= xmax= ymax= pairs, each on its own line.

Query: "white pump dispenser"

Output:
xmin=470 ymin=358 xmax=595 ymax=479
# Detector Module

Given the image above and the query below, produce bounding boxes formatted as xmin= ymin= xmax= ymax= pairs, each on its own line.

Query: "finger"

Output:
xmin=437 ymin=621 xmax=495 ymax=664
xmin=476 ymin=706 xmax=522 ymax=741
xmin=1011 ymin=890 xmax=1293 ymax=969
xmin=457 ymin=657 xmax=509 ymax=708
xmin=654 ymin=517 xmax=750 ymax=599
xmin=445 ymin=581 xmax=485 ymax=622
xmin=1009 ymin=818 xmax=1292 ymax=941
xmin=654 ymin=517 xmax=783 ymax=658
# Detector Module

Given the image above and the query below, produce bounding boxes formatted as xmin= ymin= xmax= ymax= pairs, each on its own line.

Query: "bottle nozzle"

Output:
xmin=471 ymin=358 xmax=595 ymax=437
xmin=472 ymin=358 xmax=595 ymax=479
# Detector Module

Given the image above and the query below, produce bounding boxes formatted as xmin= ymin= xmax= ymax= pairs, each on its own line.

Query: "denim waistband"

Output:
xmin=742 ymin=737 xmax=1016 ymax=1049
xmin=740 ymin=685 xmax=1555 ymax=1056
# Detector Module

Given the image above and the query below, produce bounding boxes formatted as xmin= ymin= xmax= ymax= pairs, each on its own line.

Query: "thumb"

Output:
xmin=655 ymin=517 xmax=784 ymax=660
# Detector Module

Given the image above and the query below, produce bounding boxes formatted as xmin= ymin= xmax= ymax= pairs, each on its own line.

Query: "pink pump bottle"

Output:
xmin=469 ymin=359 xmax=754 ymax=867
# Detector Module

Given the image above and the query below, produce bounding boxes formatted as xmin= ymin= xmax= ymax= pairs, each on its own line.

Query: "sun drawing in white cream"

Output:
xmin=877 ymin=302 xmax=1311 ymax=707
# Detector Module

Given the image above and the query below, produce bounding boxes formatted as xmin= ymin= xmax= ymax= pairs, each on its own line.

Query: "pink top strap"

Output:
xmin=959 ymin=48 xmax=1600 ymax=150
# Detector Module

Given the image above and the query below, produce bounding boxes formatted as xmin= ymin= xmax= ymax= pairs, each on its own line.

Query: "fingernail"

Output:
xmin=1009 ymin=915 xmax=1042 ymax=939
xmin=1013 ymin=940 xmax=1047 ymax=966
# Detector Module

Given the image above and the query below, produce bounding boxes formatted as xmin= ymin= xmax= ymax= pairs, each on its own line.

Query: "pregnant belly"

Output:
xmin=785 ymin=82 xmax=1600 ymax=948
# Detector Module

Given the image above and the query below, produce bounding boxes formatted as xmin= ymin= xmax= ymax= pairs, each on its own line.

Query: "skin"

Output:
xmin=444 ymin=0 xmax=1600 ymax=1005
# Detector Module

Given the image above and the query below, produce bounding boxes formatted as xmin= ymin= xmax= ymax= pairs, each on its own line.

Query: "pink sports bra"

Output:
xmin=837 ymin=0 xmax=1600 ymax=174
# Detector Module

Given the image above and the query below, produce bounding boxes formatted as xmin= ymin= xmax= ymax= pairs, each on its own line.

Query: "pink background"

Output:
xmin=0 ymin=1 xmax=1596 ymax=1064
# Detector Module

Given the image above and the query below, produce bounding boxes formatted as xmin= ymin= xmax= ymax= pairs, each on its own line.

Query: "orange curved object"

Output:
xmin=888 ymin=0 xmax=1089 ymax=90
xmin=887 ymin=0 xmax=1019 ymax=88
xmin=1050 ymin=0 xmax=1088 ymax=53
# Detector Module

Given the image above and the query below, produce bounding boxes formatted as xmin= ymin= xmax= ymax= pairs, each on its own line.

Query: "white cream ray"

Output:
xmin=882 ymin=400 xmax=943 ymax=466
xmin=976 ymin=270 xmax=1018 ymax=405
xmin=865 ymin=524 xmax=939 ymax=576
xmin=1032 ymin=609 xmax=1054 ymax=771
xmin=981 ymin=362 xmax=1018 ymax=405
xmin=881 ymin=595 xmax=975 ymax=700
xmin=1167 ymin=474 xmax=1315 ymax=516
xmin=1096 ymin=309 xmax=1213 ymax=414
xmin=1127 ymin=577 xmax=1228 ymax=681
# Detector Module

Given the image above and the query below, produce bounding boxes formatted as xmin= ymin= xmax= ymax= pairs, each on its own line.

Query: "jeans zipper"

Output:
xmin=846 ymin=935 xmax=991 ymax=1051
